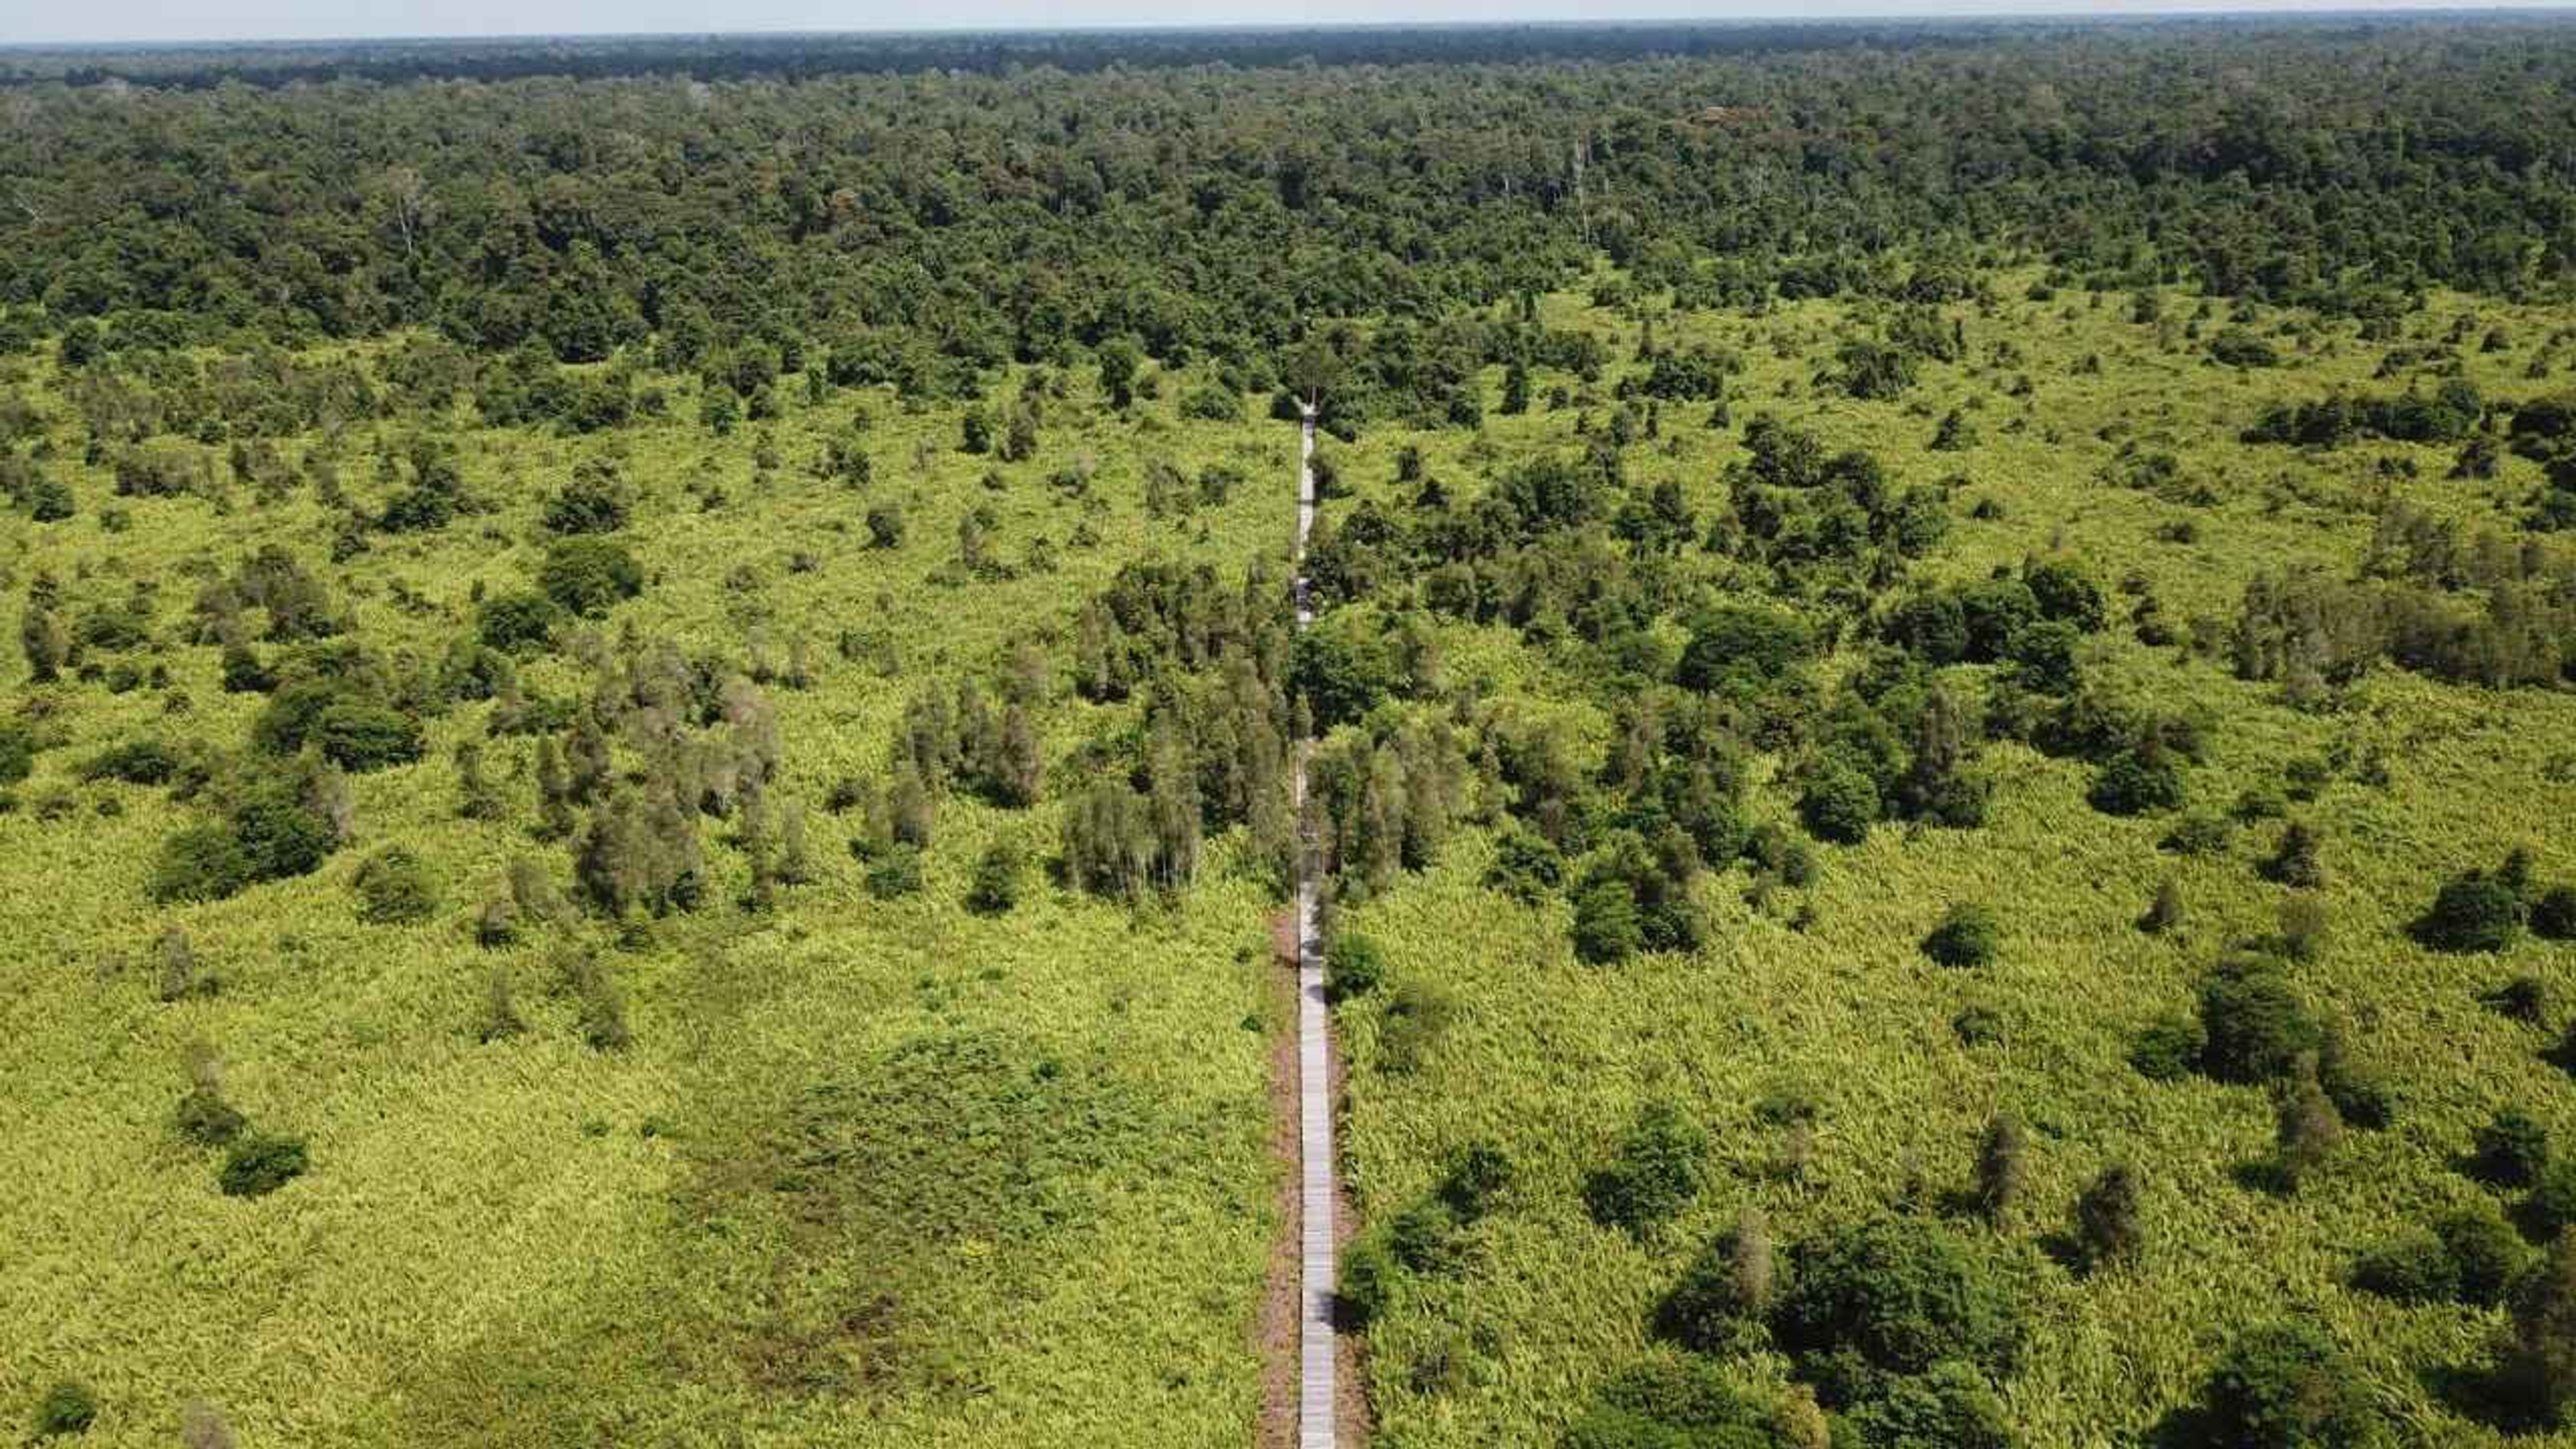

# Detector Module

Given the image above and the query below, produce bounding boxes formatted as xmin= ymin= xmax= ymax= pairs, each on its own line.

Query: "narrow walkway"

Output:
xmin=1291 ymin=402 xmax=1338 ymax=1449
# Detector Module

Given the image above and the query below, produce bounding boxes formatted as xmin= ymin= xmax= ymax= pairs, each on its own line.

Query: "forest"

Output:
xmin=3 ymin=13 xmax=2576 ymax=1448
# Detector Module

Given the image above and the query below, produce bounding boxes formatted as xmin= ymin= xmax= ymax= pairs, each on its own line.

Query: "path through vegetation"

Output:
xmin=1292 ymin=402 xmax=1340 ymax=1449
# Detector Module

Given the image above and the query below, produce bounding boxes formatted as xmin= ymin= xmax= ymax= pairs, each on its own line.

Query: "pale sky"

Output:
xmin=1 ymin=0 xmax=2569 ymax=47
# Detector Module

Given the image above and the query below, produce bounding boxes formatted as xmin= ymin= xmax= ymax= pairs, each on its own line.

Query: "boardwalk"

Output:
xmin=1291 ymin=403 xmax=1338 ymax=1449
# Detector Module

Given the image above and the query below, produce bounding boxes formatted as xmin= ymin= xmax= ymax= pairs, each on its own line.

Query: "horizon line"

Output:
xmin=13 ymin=5 xmax=2576 ymax=54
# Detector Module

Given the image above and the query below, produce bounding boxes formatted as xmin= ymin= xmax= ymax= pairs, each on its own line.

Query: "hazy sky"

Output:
xmin=3 ymin=0 xmax=2568 ymax=46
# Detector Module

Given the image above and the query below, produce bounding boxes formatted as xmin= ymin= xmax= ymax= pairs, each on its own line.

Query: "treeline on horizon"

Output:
xmin=0 ymin=17 xmax=2573 ymax=395
xmin=0 ymin=17 xmax=2383 ymax=89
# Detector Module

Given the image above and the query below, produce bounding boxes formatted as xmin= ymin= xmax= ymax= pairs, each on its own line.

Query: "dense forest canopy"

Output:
xmin=1 ymin=17 xmax=2572 ymax=376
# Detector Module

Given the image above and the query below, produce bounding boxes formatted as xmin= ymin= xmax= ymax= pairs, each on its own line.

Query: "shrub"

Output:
xmin=1440 ymin=1140 xmax=1515 ymax=1219
xmin=1338 ymin=1233 xmax=1399 ymax=1328
xmin=1572 ymin=879 xmax=1644 ymax=964
xmin=566 ymin=951 xmax=630 ymax=1051
xmin=1179 ymin=382 xmax=1242 ymax=421
xmin=82 ymin=737 xmax=180 ymax=785
xmin=2416 ymin=871 xmax=2524 ymax=953
xmin=1953 ymin=1004 xmax=2005 ymax=1046
xmin=2130 ymin=1012 xmax=2206 ymax=1080
xmin=1326 ymin=931 xmax=1388 ymax=1001
xmin=2138 ymin=878 xmax=2184 ymax=935
xmin=2006 ymin=619 xmax=2083 ymax=694
xmin=352 ymin=846 xmax=438 ymax=924
xmin=178 ymin=1400 xmax=235 ymax=1449
xmin=2490 ymin=975 xmax=2551 ymax=1023
xmin=1798 ymin=759 xmax=1880 ymax=845
xmin=542 ymin=464 xmax=630 ymax=534
xmin=1385 ymin=1196 xmax=1467 ymax=1275
xmin=1561 ymin=1356 xmax=1791 ymax=1449
xmin=2023 ymin=557 xmax=2106 ymax=631
xmin=311 ymin=701 xmax=424 ymax=772
xmin=1676 ymin=602 xmax=1816 ymax=694
xmin=1375 ymin=979 xmax=1454 ymax=1075
xmin=864 ymin=845 xmax=924 ymax=900
xmin=476 ymin=590 xmax=566 ymax=653
xmin=218 ymin=1131 xmax=309 ymax=1197
xmin=1972 ymin=1113 xmax=2027 ymax=1226
xmin=0 ymin=722 xmax=32 ymax=786
xmin=2261 ymin=820 xmax=2324 ymax=888
xmin=2210 ymin=327 xmax=2281 ymax=368
xmin=2159 ymin=811 xmax=2233 ymax=856
xmin=1842 ymin=1359 xmax=2015 ymax=1449
xmin=2316 ymin=1024 xmax=2392 ymax=1131
xmin=229 ymin=779 xmax=337 ymax=881
xmin=2198 ymin=1322 xmax=2384 ymax=1449
xmin=2472 ymin=1108 xmax=2551 ymax=1187
xmin=174 ymin=1075 xmax=246 ymax=1147
xmin=2275 ymin=895 xmax=2329 ymax=962
xmin=965 ymin=838 xmax=1025 ymax=915
xmin=1485 ymin=825 xmax=1564 ymax=902
xmin=1923 ymin=904 xmax=2002 ymax=969
xmin=2351 ymin=1227 xmax=2459 ymax=1304
xmin=2197 ymin=957 xmax=2321 ymax=1083
xmin=2270 ymin=1072 xmax=2343 ymax=1191
xmin=32 ymin=1380 xmax=97 ymax=1437
xmin=1656 ymin=1208 xmax=1775 ymax=1354
xmin=2534 ymin=886 xmax=2576 ymax=942
xmin=2443 ymin=1199 xmax=2534 ymax=1305
xmin=538 ymin=537 xmax=643 ymax=616
xmin=150 ymin=824 xmax=254 ymax=904
xmin=2529 ymin=1155 xmax=2576 ymax=1239
xmin=2500 ymin=1234 xmax=2576 ymax=1428
xmin=219 ymin=643 xmax=274 ymax=693
xmin=1585 ymin=1102 xmax=1706 ymax=1234
xmin=2073 ymin=1163 xmax=2143 ymax=1271
xmin=2089 ymin=747 xmax=2184 ymax=816
xmin=1775 ymin=1214 xmax=2023 ymax=1397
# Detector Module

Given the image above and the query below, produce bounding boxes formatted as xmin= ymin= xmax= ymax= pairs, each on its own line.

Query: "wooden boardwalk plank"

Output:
xmin=1291 ymin=405 xmax=1338 ymax=1449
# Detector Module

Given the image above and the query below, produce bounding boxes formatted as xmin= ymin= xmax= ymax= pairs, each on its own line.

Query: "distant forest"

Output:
xmin=0 ymin=17 xmax=2571 ymax=388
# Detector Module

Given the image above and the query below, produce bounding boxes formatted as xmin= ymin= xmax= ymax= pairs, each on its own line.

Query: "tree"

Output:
xmin=1098 ymin=337 xmax=1141 ymax=409
xmin=173 ymin=1040 xmax=246 ymax=1146
xmin=2262 ymin=820 xmax=2324 ymax=889
xmin=1798 ymin=759 xmax=1880 ymax=845
xmin=2270 ymin=1069 xmax=2343 ymax=1191
xmin=1584 ymin=1102 xmax=1705 ymax=1234
xmin=2416 ymin=870 xmax=2524 ymax=953
xmin=2198 ymin=1321 xmax=2384 ymax=1449
xmin=1572 ymin=879 xmax=1643 ymax=965
xmin=539 ymin=537 xmax=643 ymax=616
xmin=2504 ymin=1233 xmax=2576 ymax=1426
xmin=866 ymin=502 xmax=905 ymax=548
xmin=156 ymin=926 xmax=199 ymax=1002
xmin=219 ymin=1132 xmax=310 ymax=1197
xmin=2138 ymin=878 xmax=2184 ymax=935
xmin=564 ymin=949 xmax=630 ymax=1051
xmin=1775 ymin=1213 xmax=2024 ymax=1393
xmin=2472 ymin=1108 xmax=2551 ymax=1188
xmin=1924 ymin=904 xmax=2002 ymax=969
xmin=21 ymin=592 xmax=66 ymax=683
xmin=1973 ymin=1113 xmax=2027 ymax=1226
xmin=966 ymin=837 xmax=1026 ymax=914
xmin=1656 ymin=1207 xmax=1775 ymax=1354
xmin=2072 ymin=1163 xmax=2142 ymax=1270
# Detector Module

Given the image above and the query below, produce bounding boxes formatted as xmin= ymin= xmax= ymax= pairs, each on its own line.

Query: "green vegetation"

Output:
xmin=5 ymin=15 xmax=2576 ymax=1448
